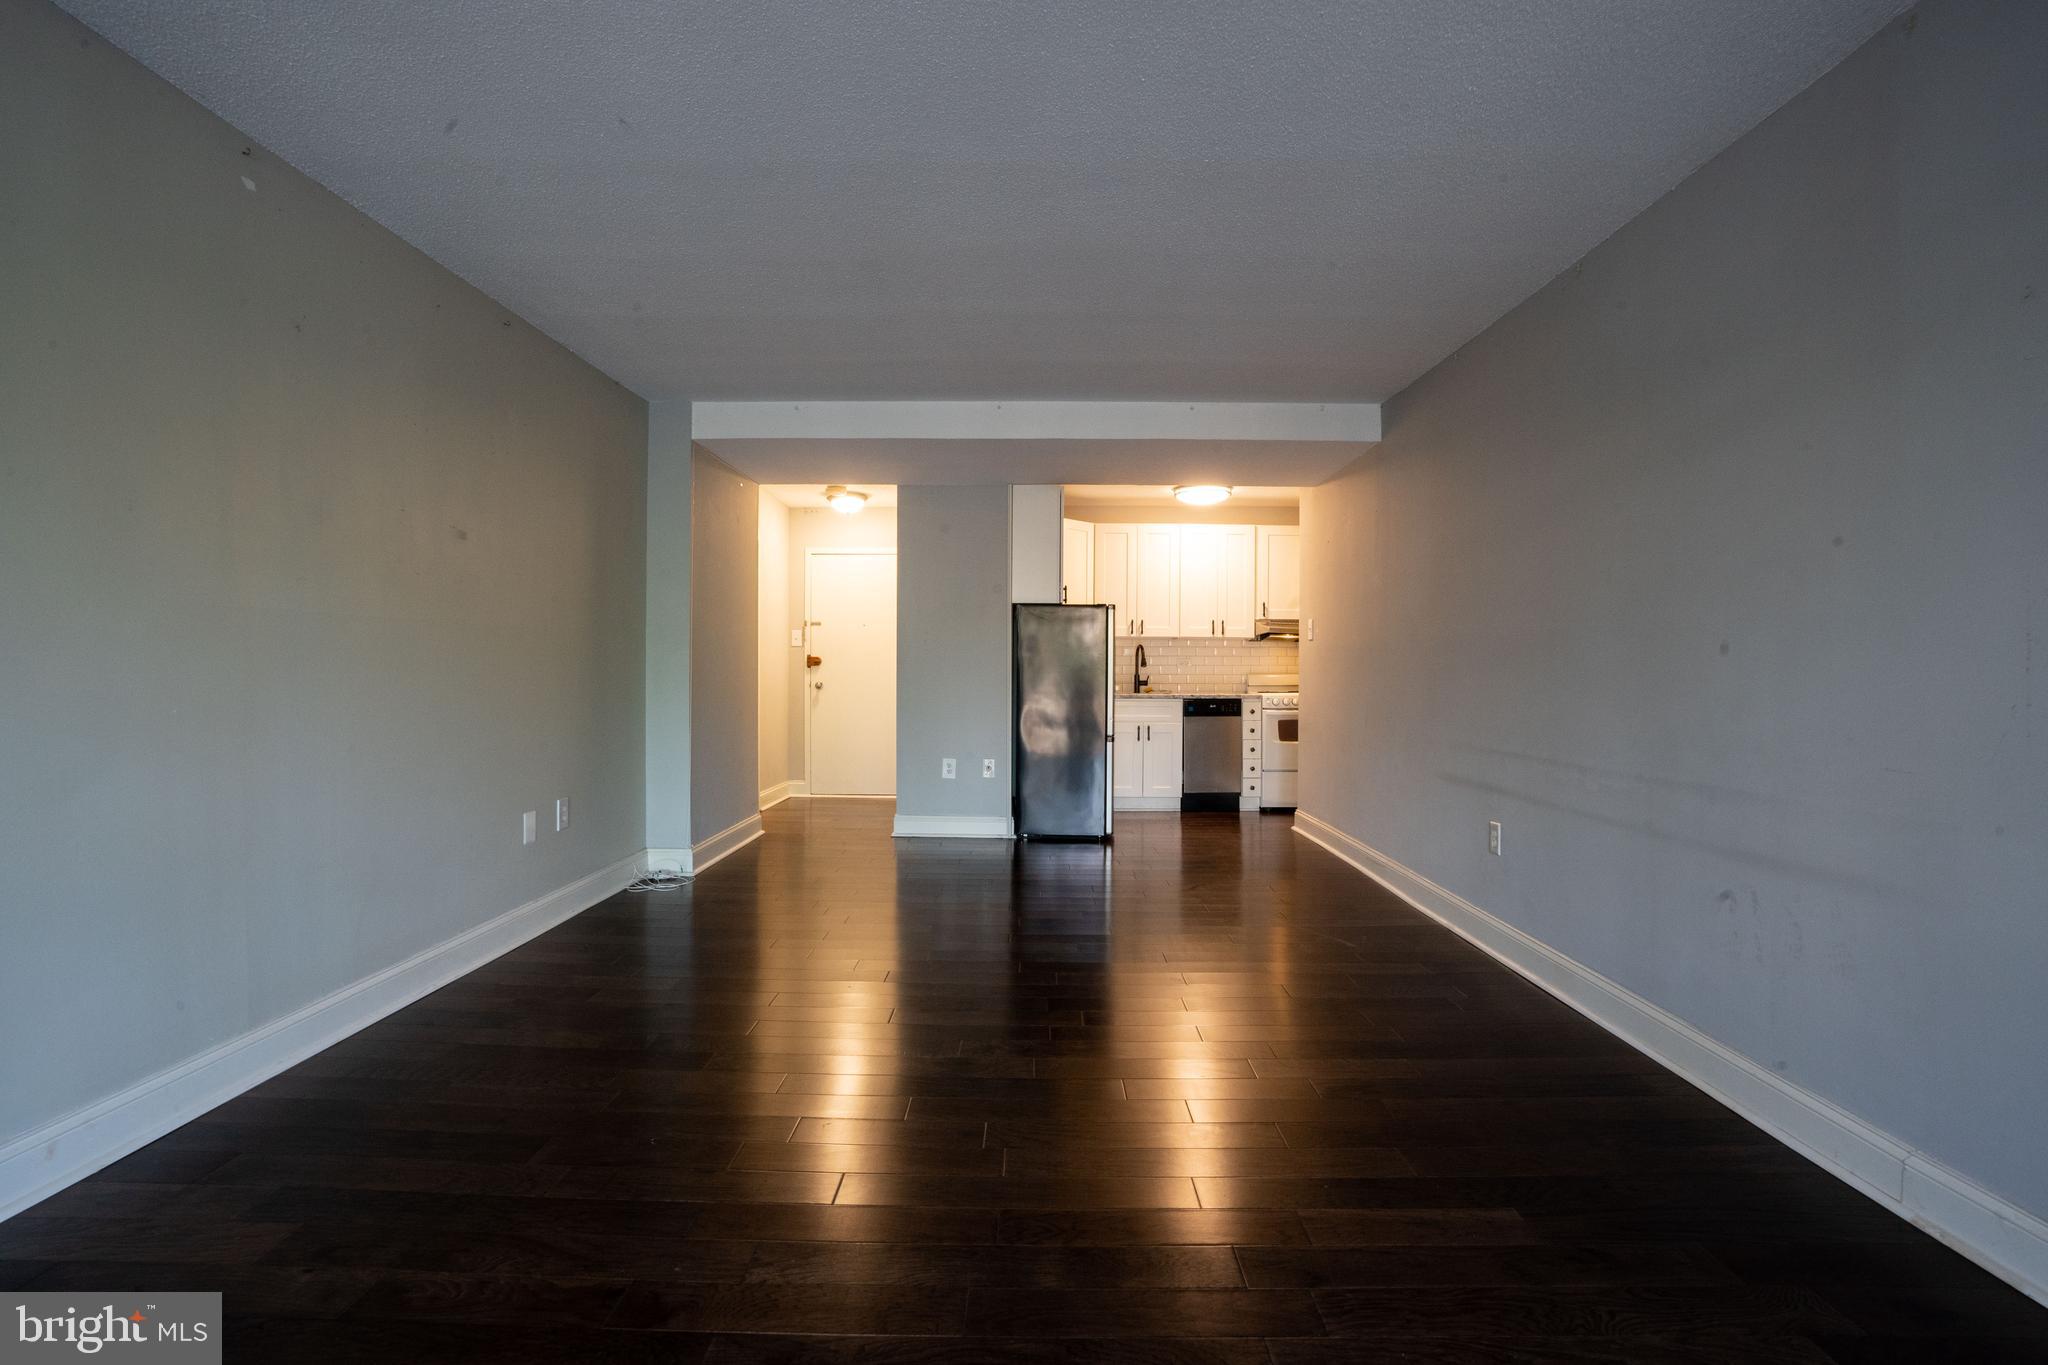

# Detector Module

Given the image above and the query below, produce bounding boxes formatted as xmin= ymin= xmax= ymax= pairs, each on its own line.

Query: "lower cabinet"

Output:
xmin=1114 ymin=700 xmax=1183 ymax=811
xmin=1240 ymin=698 xmax=1263 ymax=812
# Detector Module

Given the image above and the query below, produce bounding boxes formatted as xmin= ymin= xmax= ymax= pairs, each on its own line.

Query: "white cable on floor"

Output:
xmin=625 ymin=870 xmax=690 ymax=892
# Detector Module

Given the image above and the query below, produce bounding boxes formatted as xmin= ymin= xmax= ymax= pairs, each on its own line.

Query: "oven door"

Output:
xmin=1260 ymin=708 xmax=1299 ymax=772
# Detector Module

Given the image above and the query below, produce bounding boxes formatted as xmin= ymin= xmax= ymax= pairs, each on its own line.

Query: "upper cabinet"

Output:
xmin=1092 ymin=523 xmax=1135 ymax=629
xmin=1093 ymin=521 xmax=1268 ymax=638
xmin=1093 ymin=522 xmax=1179 ymax=637
xmin=1132 ymin=525 xmax=1180 ymax=637
xmin=1179 ymin=525 xmax=1256 ymax=638
xmin=1060 ymin=517 xmax=1094 ymax=604
xmin=1256 ymin=526 xmax=1302 ymax=621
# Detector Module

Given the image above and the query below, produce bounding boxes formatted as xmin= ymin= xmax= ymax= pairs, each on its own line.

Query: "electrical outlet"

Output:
xmin=1305 ymin=618 xmax=1316 ymax=642
xmin=1488 ymin=821 xmax=1502 ymax=856
xmin=981 ymin=758 xmax=995 ymax=778
xmin=555 ymin=797 xmax=571 ymax=832
xmin=942 ymin=757 xmax=957 ymax=780
xmin=521 ymin=811 xmax=538 ymax=845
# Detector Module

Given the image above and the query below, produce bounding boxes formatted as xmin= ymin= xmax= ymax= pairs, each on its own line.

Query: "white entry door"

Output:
xmin=806 ymin=549 xmax=897 ymax=795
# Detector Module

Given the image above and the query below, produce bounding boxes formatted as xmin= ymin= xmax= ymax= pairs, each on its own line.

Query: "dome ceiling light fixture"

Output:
xmin=823 ymin=485 xmax=869 ymax=513
xmin=1173 ymin=485 xmax=1232 ymax=506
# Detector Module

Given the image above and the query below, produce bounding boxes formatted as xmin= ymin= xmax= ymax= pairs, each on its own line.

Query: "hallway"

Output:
xmin=4 ymin=800 xmax=2043 ymax=1360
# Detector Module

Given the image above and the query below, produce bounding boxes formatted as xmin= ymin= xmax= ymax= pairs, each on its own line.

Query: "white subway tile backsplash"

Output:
xmin=1116 ymin=637 xmax=1298 ymax=695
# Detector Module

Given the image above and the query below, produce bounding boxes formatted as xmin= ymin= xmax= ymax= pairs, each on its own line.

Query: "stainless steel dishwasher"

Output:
xmin=1180 ymin=697 xmax=1243 ymax=812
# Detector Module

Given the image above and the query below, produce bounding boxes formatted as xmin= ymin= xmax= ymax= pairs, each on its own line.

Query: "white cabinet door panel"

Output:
xmin=1061 ymin=517 xmax=1094 ymax=604
xmin=1177 ymin=525 xmax=1221 ymax=637
xmin=1141 ymin=718 xmax=1183 ymax=800
xmin=1093 ymin=524 xmax=1136 ymax=634
xmin=1221 ymin=525 xmax=1257 ymax=637
xmin=1132 ymin=525 xmax=1179 ymax=637
xmin=1112 ymin=715 xmax=1142 ymax=800
xmin=1257 ymin=526 xmax=1303 ymax=620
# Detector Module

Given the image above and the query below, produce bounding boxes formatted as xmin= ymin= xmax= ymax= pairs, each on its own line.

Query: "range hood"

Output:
xmin=1254 ymin=618 xmax=1299 ymax=640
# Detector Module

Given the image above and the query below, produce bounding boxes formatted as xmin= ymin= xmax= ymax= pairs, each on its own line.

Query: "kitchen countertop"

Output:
xmin=1115 ymin=691 xmax=1258 ymax=700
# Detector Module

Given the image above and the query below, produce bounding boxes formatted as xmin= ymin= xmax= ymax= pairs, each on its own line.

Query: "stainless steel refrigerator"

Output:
xmin=1013 ymin=603 xmax=1113 ymax=840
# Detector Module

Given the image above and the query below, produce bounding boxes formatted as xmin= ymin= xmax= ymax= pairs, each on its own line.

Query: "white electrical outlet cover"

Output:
xmin=521 ymin=811 xmax=538 ymax=845
xmin=942 ymin=758 xmax=956 ymax=779
xmin=982 ymin=758 xmax=995 ymax=778
xmin=555 ymin=797 xmax=571 ymax=832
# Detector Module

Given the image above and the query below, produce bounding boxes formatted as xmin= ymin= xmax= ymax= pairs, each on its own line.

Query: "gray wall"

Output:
xmin=896 ymin=487 xmax=1013 ymax=825
xmin=689 ymin=447 xmax=760 ymax=843
xmin=758 ymin=492 xmax=791 ymax=799
xmin=1300 ymin=0 xmax=2048 ymax=1216
xmin=0 ymin=1 xmax=647 ymax=1140
xmin=645 ymin=402 xmax=693 ymax=860
xmin=782 ymin=505 xmax=899 ymax=786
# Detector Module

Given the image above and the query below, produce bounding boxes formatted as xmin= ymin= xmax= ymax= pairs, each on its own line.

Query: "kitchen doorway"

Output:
xmin=805 ymin=546 xmax=897 ymax=796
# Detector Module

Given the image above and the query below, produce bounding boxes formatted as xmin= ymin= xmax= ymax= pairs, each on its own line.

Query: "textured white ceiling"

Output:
xmin=57 ymin=0 xmax=1905 ymax=403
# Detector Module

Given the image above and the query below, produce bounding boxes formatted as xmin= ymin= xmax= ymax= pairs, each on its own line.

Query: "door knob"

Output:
xmin=806 ymin=654 xmax=823 ymax=668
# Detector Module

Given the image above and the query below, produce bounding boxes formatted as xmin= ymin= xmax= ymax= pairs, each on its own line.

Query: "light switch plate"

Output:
xmin=521 ymin=811 xmax=538 ymax=845
xmin=1305 ymin=618 xmax=1316 ymax=642
xmin=790 ymin=629 xmax=803 ymax=647
xmin=555 ymin=797 xmax=571 ymax=832
xmin=1488 ymin=821 xmax=1502 ymax=856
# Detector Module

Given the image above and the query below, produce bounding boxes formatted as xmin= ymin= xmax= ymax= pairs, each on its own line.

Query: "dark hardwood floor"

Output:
xmin=7 ymin=800 xmax=2044 ymax=1361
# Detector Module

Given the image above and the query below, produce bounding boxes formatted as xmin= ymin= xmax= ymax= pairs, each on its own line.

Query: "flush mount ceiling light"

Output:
xmin=823 ymin=485 xmax=868 ymax=514
xmin=1173 ymin=485 xmax=1232 ymax=506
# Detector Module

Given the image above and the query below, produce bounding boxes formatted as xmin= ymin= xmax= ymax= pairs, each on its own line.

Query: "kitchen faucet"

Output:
xmin=1133 ymin=642 xmax=1149 ymax=693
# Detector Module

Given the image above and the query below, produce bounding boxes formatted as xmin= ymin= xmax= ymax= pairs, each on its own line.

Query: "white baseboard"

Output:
xmin=758 ymin=781 xmax=796 ymax=810
xmin=892 ymin=813 xmax=1015 ymax=839
xmin=692 ymin=812 xmax=765 ymax=874
xmin=0 ymin=850 xmax=647 ymax=1225
xmin=1292 ymin=810 xmax=2048 ymax=1308
xmin=644 ymin=846 xmax=693 ymax=876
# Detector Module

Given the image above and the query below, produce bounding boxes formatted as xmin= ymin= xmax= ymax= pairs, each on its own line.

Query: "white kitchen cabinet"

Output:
xmin=1086 ymin=520 xmax=1279 ymax=636
xmin=1179 ymin=524 xmax=1257 ymax=638
xmin=1177 ymin=526 xmax=1222 ymax=637
xmin=1092 ymin=524 xmax=1135 ymax=631
xmin=1257 ymin=525 xmax=1303 ymax=621
xmin=1061 ymin=517 xmax=1094 ymax=604
xmin=1240 ymin=697 xmax=1264 ymax=811
xmin=1131 ymin=524 xmax=1179 ymax=636
xmin=1114 ymin=698 xmax=1182 ymax=810
xmin=1093 ymin=523 xmax=1177 ymax=637
xmin=1111 ymin=713 xmax=1143 ymax=802
xmin=1221 ymin=524 xmax=1257 ymax=637
xmin=1140 ymin=715 xmax=1183 ymax=801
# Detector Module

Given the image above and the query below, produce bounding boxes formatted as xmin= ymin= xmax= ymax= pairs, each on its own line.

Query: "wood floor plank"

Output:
xmin=964 ymin=1286 xmax=1326 ymax=1337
